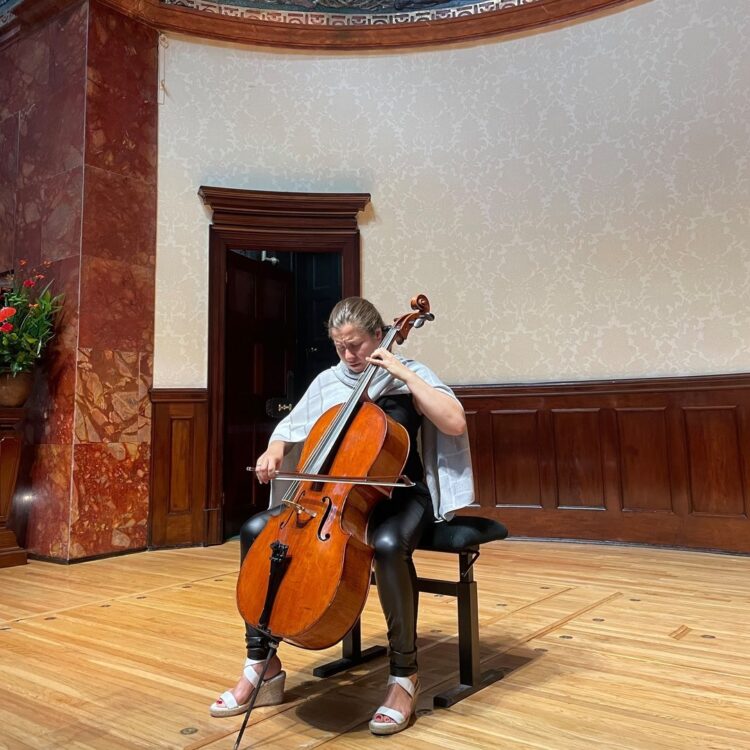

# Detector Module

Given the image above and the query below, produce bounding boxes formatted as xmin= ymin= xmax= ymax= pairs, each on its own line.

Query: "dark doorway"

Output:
xmin=202 ymin=187 xmax=369 ymax=547
xmin=222 ymin=248 xmax=342 ymax=540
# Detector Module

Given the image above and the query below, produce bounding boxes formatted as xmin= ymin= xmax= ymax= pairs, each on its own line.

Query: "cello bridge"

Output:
xmin=282 ymin=498 xmax=317 ymax=518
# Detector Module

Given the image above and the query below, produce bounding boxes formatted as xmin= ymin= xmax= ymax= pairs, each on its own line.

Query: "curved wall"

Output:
xmin=155 ymin=0 xmax=750 ymax=388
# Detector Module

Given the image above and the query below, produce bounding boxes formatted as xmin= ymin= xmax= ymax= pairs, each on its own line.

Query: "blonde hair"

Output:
xmin=327 ymin=297 xmax=386 ymax=337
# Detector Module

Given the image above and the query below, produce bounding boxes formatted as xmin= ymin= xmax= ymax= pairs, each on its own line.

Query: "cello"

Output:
xmin=236 ymin=294 xmax=434 ymax=652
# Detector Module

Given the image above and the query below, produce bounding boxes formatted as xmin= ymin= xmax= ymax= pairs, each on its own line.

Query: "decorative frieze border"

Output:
xmin=163 ymin=0 xmax=533 ymax=27
xmin=4 ymin=0 xmax=638 ymax=50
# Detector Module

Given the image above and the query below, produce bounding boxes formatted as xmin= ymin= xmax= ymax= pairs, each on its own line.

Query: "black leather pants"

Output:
xmin=239 ymin=485 xmax=434 ymax=677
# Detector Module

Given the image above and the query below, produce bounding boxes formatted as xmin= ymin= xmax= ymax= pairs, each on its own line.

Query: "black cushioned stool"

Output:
xmin=313 ymin=515 xmax=509 ymax=707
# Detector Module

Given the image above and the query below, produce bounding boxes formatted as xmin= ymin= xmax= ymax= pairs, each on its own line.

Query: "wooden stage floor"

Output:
xmin=1 ymin=539 xmax=749 ymax=749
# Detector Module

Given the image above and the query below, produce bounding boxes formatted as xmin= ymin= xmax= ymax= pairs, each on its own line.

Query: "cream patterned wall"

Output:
xmin=155 ymin=0 xmax=750 ymax=388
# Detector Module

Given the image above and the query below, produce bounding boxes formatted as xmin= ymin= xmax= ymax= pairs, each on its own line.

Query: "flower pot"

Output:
xmin=0 ymin=371 xmax=34 ymax=407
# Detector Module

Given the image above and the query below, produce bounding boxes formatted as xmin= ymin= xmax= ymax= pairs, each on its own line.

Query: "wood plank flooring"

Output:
xmin=1 ymin=540 xmax=749 ymax=749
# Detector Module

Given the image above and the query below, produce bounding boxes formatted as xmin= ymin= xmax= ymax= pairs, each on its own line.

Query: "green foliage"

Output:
xmin=0 ymin=269 xmax=64 ymax=376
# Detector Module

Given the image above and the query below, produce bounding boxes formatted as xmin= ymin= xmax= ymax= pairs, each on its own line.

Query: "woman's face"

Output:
xmin=330 ymin=324 xmax=382 ymax=373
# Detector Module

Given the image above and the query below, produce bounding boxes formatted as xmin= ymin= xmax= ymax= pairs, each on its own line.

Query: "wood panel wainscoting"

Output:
xmin=149 ymin=389 xmax=208 ymax=548
xmin=148 ymin=374 xmax=750 ymax=554
xmin=455 ymin=373 xmax=750 ymax=554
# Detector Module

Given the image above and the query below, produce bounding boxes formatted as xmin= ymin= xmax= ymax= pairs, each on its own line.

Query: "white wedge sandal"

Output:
xmin=209 ymin=657 xmax=286 ymax=718
xmin=369 ymin=675 xmax=421 ymax=736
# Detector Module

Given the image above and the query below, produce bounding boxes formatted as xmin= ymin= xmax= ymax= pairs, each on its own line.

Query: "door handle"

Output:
xmin=265 ymin=398 xmax=293 ymax=418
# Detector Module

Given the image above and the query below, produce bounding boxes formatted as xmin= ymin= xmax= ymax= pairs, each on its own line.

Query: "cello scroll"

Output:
xmin=392 ymin=293 xmax=435 ymax=345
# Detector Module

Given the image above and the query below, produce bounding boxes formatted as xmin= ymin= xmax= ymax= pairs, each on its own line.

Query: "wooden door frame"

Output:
xmin=200 ymin=187 xmax=370 ymax=545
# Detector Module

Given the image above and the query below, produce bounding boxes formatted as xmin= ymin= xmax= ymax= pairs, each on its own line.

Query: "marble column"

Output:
xmin=2 ymin=0 xmax=157 ymax=560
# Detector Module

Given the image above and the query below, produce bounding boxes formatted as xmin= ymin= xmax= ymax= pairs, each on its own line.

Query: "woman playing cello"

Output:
xmin=210 ymin=296 xmax=474 ymax=735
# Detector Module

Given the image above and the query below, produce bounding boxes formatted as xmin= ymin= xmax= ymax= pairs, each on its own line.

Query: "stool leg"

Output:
xmin=457 ymin=577 xmax=481 ymax=686
xmin=434 ymin=549 xmax=505 ymax=708
xmin=312 ymin=619 xmax=387 ymax=678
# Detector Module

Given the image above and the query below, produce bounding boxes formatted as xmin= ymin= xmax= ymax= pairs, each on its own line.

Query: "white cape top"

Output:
xmin=268 ymin=359 xmax=475 ymax=520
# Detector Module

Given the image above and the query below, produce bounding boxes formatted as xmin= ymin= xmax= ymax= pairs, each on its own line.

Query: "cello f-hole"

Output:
xmin=317 ymin=497 xmax=333 ymax=542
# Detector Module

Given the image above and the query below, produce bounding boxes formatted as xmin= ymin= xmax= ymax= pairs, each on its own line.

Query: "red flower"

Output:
xmin=23 ymin=279 xmax=35 ymax=287
xmin=0 ymin=307 xmax=15 ymax=322
xmin=0 ymin=323 xmax=13 ymax=333
xmin=18 ymin=259 xmax=28 ymax=267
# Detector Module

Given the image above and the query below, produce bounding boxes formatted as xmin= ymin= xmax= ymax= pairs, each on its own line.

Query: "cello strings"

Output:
xmin=298 ymin=325 xmax=399 ymax=475
xmin=280 ymin=326 xmax=401 ymax=504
